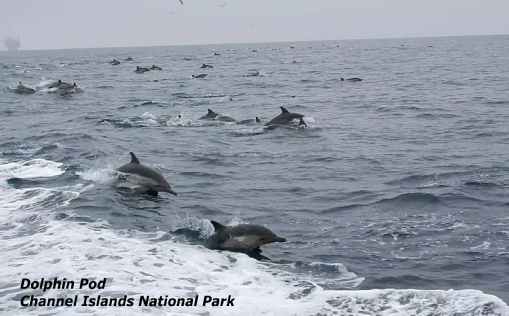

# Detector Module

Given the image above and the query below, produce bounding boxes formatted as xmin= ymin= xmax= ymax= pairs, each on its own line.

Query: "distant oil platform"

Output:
xmin=4 ymin=37 xmax=21 ymax=51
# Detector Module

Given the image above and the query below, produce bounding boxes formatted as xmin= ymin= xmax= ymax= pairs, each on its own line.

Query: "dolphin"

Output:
xmin=116 ymin=152 xmax=177 ymax=196
xmin=265 ymin=106 xmax=307 ymax=127
xmin=205 ymin=220 xmax=286 ymax=260
xmin=13 ymin=82 xmax=35 ymax=94
xmin=55 ymin=82 xmax=81 ymax=96
xmin=192 ymin=73 xmax=208 ymax=79
xmin=47 ymin=80 xmax=63 ymax=89
xmin=150 ymin=65 xmax=162 ymax=70
xmin=56 ymin=81 xmax=75 ymax=90
xmin=245 ymin=70 xmax=260 ymax=77
xmin=237 ymin=117 xmax=261 ymax=125
xmin=45 ymin=80 xmax=78 ymax=96
xmin=199 ymin=109 xmax=236 ymax=122
xmin=341 ymin=77 xmax=363 ymax=82
xmin=200 ymin=63 xmax=213 ymax=69
xmin=110 ymin=59 xmax=121 ymax=65
xmin=135 ymin=66 xmax=150 ymax=73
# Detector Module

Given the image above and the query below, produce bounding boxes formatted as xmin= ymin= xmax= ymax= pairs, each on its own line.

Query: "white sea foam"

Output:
xmin=0 ymin=159 xmax=507 ymax=315
xmin=0 ymin=159 xmax=64 ymax=180
xmin=0 ymin=159 xmax=81 ymax=239
xmin=166 ymin=115 xmax=199 ymax=127
xmin=77 ymin=167 xmax=117 ymax=185
xmin=35 ymin=78 xmax=57 ymax=90
xmin=0 ymin=220 xmax=507 ymax=316
xmin=0 ymin=159 xmax=69 ymax=219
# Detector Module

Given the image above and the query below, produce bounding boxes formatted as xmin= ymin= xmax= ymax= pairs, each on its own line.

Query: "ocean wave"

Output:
xmin=377 ymin=192 xmax=441 ymax=205
xmin=384 ymin=170 xmax=500 ymax=189
xmin=172 ymin=92 xmax=228 ymax=99
xmin=0 ymin=159 xmax=64 ymax=180
xmin=0 ymin=158 xmax=82 ymax=242
xmin=98 ymin=113 xmax=171 ymax=128
xmin=1 ymin=220 xmax=506 ymax=315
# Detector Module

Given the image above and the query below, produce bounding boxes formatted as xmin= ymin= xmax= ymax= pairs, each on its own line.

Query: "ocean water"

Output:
xmin=1 ymin=35 xmax=508 ymax=315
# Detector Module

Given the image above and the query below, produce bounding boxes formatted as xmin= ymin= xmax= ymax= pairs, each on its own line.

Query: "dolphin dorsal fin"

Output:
xmin=211 ymin=220 xmax=226 ymax=232
xmin=129 ymin=152 xmax=140 ymax=164
xmin=280 ymin=106 xmax=289 ymax=114
xmin=208 ymin=109 xmax=215 ymax=115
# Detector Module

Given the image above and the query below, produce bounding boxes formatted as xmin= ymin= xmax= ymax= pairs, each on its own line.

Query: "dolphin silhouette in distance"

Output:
xmin=116 ymin=152 xmax=177 ymax=196
xmin=192 ymin=73 xmax=208 ymax=79
xmin=265 ymin=106 xmax=307 ymax=128
xmin=341 ymin=77 xmax=363 ymax=82
xmin=205 ymin=220 xmax=286 ymax=260
xmin=135 ymin=66 xmax=150 ymax=73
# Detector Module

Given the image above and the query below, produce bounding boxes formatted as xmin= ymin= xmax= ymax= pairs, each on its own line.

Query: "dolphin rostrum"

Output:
xmin=205 ymin=220 xmax=286 ymax=260
xmin=265 ymin=106 xmax=307 ymax=127
xmin=116 ymin=152 xmax=177 ymax=196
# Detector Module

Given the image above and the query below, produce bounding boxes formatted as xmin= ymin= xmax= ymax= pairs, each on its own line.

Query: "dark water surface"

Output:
xmin=1 ymin=35 xmax=509 ymax=315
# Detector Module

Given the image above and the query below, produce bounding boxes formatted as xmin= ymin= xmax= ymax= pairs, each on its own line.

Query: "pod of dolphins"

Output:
xmin=115 ymin=151 xmax=287 ymax=260
xmin=115 ymin=106 xmax=308 ymax=260
xmin=8 ymin=50 xmax=362 ymax=261
xmin=11 ymin=80 xmax=81 ymax=96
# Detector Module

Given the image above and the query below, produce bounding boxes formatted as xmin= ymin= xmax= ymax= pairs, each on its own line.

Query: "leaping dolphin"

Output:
xmin=205 ymin=220 xmax=286 ymax=260
xmin=116 ymin=152 xmax=177 ymax=196
xmin=265 ymin=106 xmax=307 ymax=128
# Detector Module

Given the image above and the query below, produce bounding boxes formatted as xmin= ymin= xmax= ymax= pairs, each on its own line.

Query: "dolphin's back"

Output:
xmin=266 ymin=112 xmax=303 ymax=126
xmin=227 ymin=224 xmax=274 ymax=237
xmin=206 ymin=224 xmax=273 ymax=251
xmin=117 ymin=163 xmax=167 ymax=185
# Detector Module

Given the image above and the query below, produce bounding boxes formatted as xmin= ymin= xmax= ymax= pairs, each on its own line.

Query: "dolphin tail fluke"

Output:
xmin=280 ymin=106 xmax=289 ymax=113
xmin=129 ymin=152 xmax=140 ymax=164
xmin=210 ymin=220 xmax=226 ymax=232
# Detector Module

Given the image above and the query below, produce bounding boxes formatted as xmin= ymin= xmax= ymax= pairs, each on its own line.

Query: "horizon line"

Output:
xmin=2 ymin=32 xmax=508 ymax=53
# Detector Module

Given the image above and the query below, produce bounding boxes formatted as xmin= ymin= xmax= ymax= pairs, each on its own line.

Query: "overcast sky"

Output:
xmin=1 ymin=0 xmax=509 ymax=50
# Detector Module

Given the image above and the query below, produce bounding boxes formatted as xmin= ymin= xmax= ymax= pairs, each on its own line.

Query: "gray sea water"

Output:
xmin=1 ymin=35 xmax=509 ymax=315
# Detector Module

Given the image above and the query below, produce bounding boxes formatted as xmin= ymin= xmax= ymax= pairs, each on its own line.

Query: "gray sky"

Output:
xmin=1 ymin=0 xmax=509 ymax=50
